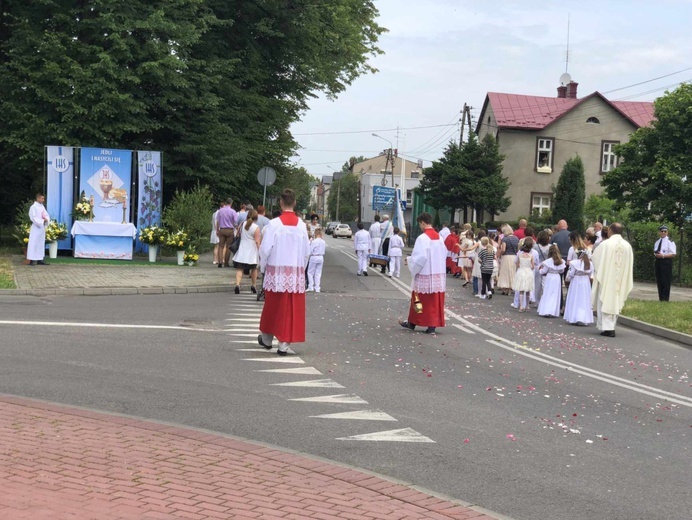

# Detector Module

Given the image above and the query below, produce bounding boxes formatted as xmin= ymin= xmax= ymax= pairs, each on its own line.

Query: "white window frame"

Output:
xmin=601 ymin=141 xmax=619 ymax=173
xmin=536 ymin=137 xmax=554 ymax=172
xmin=531 ymin=193 xmax=552 ymax=216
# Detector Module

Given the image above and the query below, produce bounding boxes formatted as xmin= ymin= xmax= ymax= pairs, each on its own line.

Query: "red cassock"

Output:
xmin=408 ymin=228 xmax=446 ymax=328
xmin=259 ymin=212 xmax=308 ymax=343
xmin=444 ymin=233 xmax=460 ymax=275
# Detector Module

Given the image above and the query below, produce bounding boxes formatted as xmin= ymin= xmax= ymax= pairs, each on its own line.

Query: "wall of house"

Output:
xmin=489 ymin=96 xmax=638 ymax=222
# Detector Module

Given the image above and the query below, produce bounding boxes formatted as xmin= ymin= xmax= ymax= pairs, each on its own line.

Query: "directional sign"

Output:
xmin=372 ymin=185 xmax=396 ymax=210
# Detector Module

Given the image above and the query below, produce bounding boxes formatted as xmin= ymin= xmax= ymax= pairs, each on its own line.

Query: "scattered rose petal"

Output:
xmin=464 ymin=438 xmax=470 ymax=443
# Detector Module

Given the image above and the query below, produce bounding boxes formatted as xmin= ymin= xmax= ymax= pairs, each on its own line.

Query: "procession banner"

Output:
xmin=79 ymin=148 xmax=132 ymax=223
xmin=135 ymin=151 xmax=162 ymax=253
xmin=372 ymin=185 xmax=395 ymax=211
xmin=46 ymin=146 xmax=75 ymax=249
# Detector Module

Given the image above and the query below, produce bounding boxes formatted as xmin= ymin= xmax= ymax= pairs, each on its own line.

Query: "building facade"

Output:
xmin=476 ymin=81 xmax=654 ymax=221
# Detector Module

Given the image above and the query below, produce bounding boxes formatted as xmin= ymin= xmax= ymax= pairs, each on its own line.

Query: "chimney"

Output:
xmin=557 ymin=85 xmax=567 ymax=98
xmin=566 ymin=81 xmax=579 ymax=99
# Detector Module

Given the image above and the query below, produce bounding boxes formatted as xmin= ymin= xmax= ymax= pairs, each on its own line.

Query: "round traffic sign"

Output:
xmin=257 ymin=167 xmax=276 ymax=187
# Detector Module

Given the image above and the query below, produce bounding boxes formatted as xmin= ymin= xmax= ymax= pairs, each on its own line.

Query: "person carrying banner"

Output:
xmin=257 ymin=189 xmax=310 ymax=355
xmin=398 ymin=212 xmax=446 ymax=334
xmin=379 ymin=214 xmax=394 ymax=273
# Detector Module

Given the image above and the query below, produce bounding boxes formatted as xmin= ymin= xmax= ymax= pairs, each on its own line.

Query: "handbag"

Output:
xmin=229 ymin=235 xmax=241 ymax=254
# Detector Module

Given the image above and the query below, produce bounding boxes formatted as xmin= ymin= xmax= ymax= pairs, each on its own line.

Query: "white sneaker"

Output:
xmin=479 ymin=294 xmax=487 ymax=299
xmin=388 ymin=273 xmax=392 ymax=277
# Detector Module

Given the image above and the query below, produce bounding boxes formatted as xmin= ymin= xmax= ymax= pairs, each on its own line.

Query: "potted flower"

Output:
xmin=12 ymin=223 xmax=31 ymax=253
xmin=166 ymin=230 xmax=189 ymax=265
xmin=45 ymin=222 xmax=69 ymax=258
xmin=72 ymin=196 xmax=93 ymax=221
xmin=183 ymin=247 xmax=199 ymax=266
xmin=139 ymin=225 xmax=168 ymax=262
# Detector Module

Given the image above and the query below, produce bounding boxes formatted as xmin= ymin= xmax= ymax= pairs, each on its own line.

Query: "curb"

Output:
xmin=618 ymin=315 xmax=692 ymax=348
xmin=0 ymin=285 xmax=234 ymax=296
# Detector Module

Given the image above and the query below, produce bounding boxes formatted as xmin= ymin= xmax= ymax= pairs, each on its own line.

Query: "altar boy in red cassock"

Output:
xmin=444 ymin=225 xmax=461 ymax=277
xmin=399 ymin=212 xmax=447 ymax=334
xmin=258 ymin=189 xmax=310 ymax=355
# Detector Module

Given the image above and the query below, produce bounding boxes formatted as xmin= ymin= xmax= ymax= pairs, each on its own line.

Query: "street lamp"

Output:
xmin=372 ymin=133 xmax=395 ymax=188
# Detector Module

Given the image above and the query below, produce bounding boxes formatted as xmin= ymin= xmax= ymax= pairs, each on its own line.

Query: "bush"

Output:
xmin=162 ymin=185 xmax=214 ymax=252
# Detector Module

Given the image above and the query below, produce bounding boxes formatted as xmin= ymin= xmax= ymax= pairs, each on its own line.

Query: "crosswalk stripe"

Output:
xmin=310 ymin=410 xmax=397 ymax=421
xmin=270 ymin=379 xmax=344 ymax=388
xmin=243 ymin=357 xmax=304 ymax=364
xmin=288 ymin=394 xmax=368 ymax=404
xmin=255 ymin=367 xmax=322 ymax=374
xmin=452 ymin=323 xmax=476 ymax=334
xmin=336 ymin=428 xmax=435 ymax=443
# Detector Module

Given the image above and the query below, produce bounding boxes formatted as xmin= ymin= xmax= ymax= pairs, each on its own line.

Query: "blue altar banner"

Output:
xmin=46 ymin=146 xmax=75 ymax=250
xmin=135 ymin=151 xmax=162 ymax=253
xmin=79 ymin=147 xmax=132 ymax=223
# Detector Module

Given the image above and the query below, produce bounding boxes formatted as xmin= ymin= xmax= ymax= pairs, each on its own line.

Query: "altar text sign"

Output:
xmin=79 ymin=148 xmax=132 ymax=223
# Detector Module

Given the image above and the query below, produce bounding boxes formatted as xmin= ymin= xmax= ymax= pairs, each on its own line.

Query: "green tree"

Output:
xmin=417 ymin=140 xmax=467 ymax=222
xmin=583 ymin=194 xmax=630 ymax=226
xmin=327 ymin=173 xmax=359 ymax=222
xmin=472 ymin=134 xmax=510 ymax=223
xmin=0 ymin=1 xmax=386 ymax=224
xmin=552 ymin=155 xmax=586 ymax=232
xmin=601 ymin=83 xmax=692 ymax=228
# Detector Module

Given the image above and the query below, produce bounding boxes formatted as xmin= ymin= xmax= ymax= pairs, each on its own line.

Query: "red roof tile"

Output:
xmin=487 ymin=92 xmax=655 ymax=130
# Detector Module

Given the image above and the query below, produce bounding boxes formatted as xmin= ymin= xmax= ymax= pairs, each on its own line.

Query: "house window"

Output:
xmin=586 ymin=117 xmax=600 ymax=124
xmin=406 ymin=190 xmax=413 ymax=206
xmin=410 ymin=171 xmax=419 ymax=179
xmin=531 ymin=193 xmax=552 ymax=215
xmin=536 ymin=137 xmax=554 ymax=173
xmin=601 ymin=141 xmax=619 ymax=173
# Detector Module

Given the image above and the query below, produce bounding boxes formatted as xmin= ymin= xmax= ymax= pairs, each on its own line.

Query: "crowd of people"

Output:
xmin=437 ymin=217 xmax=635 ymax=336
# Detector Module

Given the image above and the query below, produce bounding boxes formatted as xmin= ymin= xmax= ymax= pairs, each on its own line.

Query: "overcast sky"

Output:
xmin=290 ymin=0 xmax=692 ymax=179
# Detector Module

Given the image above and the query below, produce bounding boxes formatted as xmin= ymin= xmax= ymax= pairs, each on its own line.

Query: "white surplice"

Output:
xmin=408 ymin=232 xmax=447 ymax=294
xmin=259 ymin=216 xmax=310 ymax=292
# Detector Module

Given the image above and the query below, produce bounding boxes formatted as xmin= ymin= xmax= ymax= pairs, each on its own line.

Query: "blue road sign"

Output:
xmin=372 ymin=186 xmax=396 ymax=210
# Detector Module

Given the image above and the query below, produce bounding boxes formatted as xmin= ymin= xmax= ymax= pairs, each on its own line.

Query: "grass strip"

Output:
xmin=0 ymin=255 xmax=16 ymax=289
xmin=621 ymin=299 xmax=692 ymax=336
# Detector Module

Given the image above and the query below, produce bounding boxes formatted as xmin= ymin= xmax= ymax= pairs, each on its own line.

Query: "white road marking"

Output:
xmin=236 ymin=348 xmax=273 ymax=352
xmin=270 ymin=379 xmax=345 ymax=388
xmin=452 ymin=323 xmax=475 ymax=334
xmin=336 ymin=427 xmax=435 ymax=443
xmin=224 ymin=329 xmax=260 ymax=333
xmin=256 ymin=367 xmax=322 ymax=375
xmin=310 ymin=409 xmax=397 ymax=421
xmin=226 ymin=333 xmax=261 ymax=337
xmin=486 ymin=340 xmax=692 ymax=408
xmin=225 ymin=318 xmax=261 ymax=322
xmin=0 ymin=320 xmax=222 ymax=332
xmin=229 ymin=340 xmax=265 ymax=344
xmin=243 ymin=357 xmax=305 ymax=364
xmin=288 ymin=394 xmax=368 ymax=404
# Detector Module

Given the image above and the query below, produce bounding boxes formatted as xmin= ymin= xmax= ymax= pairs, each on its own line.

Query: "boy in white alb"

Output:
xmin=388 ymin=227 xmax=405 ymax=277
xmin=307 ymin=228 xmax=326 ymax=292
xmin=353 ymin=222 xmax=372 ymax=275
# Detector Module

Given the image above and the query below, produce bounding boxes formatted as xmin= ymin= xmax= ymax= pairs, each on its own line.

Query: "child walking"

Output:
xmin=512 ymin=238 xmax=535 ymax=312
xmin=537 ymin=245 xmax=566 ymax=318
xmin=307 ymin=228 xmax=326 ymax=292
xmin=388 ymin=227 xmax=405 ymax=278
xmin=353 ymin=222 xmax=371 ymax=276
xmin=564 ymin=249 xmax=594 ymax=325
xmin=477 ymin=237 xmax=495 ymax=299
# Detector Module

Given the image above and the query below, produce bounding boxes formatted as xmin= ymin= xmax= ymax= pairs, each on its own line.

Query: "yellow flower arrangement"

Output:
xmin=72 ymin=197 xmax=92 ymax=220
xmin=139 ymin=225 xmax=168 ymax=245
xmin=166 ymin=230 xmax=189 ymax=250
xmin=13 ymin=223 xmax=31 ymax=247
xmin=45 ymin=222 xmax=69 ymax=243
xmin=183 ymin=246 xmax=199 ymax=265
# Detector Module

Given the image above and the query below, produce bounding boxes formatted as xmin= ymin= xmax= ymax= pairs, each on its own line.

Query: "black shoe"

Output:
xmin=277 ymin=349 xmax=288 ymax=356
xmin=381 ymin=269 xmax=386 ymax=274
xmin=487 ymin=294 xmax=492 ymax=300
xmin=37 ymin=260 xmax=49 ymax=265
xmin=357 ymin=272 xmax=362 ymax=276
xmin=363 ymin=271 xmax=368 ymax=276
xmin=218 ymin=264 xmax=223 ymax=268
xmin=398 ymin=319 xmax=415 ymax=330
xmin=251 ymin=286 xmax=257 ymax=294
xmin=257 ymin=334 xmax=272 ymax=350
xmin=425 ymin=327 xmax=436 ymax=334
xmin=28 ymin=261 xmax=37 ymax=266
xmin=234 ymin=286 xmax=240 ymax=294
xmin=600 ymin=330 xmax=616 ymax=337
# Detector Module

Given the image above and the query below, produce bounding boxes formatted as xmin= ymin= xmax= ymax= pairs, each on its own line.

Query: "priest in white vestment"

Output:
xmin=27 ymin=193 xmax=50 ymax=266
xmin=590 ymin=223 xmax=633 ymax=337
xmin=398 ymin=212 xmax=447 ymax=334
xmin=258 ymin=189 xmax=310 ymax=355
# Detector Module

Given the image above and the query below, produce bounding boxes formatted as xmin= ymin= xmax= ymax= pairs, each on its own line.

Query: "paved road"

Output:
xmin=0 ymin=238 xmax=690 ymax=520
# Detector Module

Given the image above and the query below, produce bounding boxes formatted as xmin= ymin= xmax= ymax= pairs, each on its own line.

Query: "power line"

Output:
xmin=602 ymin=66 xmax=692 ymax=94
xmin=614 ymin=78 xmax=692 ymax=101
xmin=293 ymin=123 xmax=458 ymax=136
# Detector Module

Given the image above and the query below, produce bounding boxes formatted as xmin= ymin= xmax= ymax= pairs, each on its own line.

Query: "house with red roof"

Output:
xmin=476 ymin=79 xmax=655 ymax=222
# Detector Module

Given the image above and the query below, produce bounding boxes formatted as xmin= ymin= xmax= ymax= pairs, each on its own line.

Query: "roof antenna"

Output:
xmin=560 ymin=14 xmax=572 ymax=86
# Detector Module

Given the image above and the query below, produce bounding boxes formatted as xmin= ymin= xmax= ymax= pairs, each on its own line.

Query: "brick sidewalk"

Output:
xmin=0 ymin=396 xmax=500 ymax=520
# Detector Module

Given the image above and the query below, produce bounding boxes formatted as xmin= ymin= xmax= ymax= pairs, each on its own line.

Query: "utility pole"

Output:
xmin=459 ymin=104 xmax=473 ymax=145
